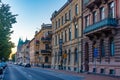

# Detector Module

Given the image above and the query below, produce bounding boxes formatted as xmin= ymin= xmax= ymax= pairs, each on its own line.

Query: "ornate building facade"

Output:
xmin=16 ymin=38 xmax=30 ymax=64
xmin=51 ymin=0 xmax=82 ymax=72
xmin=82 ymin=0 xmax=120 ymax=76
xmin=33 ymin=24 xmax=52 ymax=68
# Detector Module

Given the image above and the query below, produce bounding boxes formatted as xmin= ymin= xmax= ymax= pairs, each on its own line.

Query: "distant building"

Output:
xmin=16 ymin=38 xmax=30 ymax=64
xmin=16 ymin=38 xmax=24 ymax=63
xmin=29 ymin=23 xmax=52 ymax=68
xmin=29 ymin=38 xmax=35 ymax=66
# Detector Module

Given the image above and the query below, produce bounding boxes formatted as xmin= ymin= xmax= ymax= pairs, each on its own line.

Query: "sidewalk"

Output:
xmin=41 ymin=68 xmax=120 ymax=80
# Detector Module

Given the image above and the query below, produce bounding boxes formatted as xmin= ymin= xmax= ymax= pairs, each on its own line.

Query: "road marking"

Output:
xmin=28 ymin=75 xmax=32 ymax=78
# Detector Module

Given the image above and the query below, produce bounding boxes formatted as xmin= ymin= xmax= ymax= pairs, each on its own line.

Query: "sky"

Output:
xmin=2 ymin=0 xmax=67 ymax=54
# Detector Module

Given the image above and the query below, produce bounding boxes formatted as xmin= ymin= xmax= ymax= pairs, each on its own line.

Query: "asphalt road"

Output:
xmin=3 ymin=64 xmax=84 ymax=80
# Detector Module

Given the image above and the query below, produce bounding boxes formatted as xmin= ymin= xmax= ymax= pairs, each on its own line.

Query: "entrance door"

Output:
xmin=85 ymin=43 xmax=89 ymax=72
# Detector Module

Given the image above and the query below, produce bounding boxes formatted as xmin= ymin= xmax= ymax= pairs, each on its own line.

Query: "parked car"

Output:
xmin=0 ymin=62 xmax=7 ymax=69
xmin=18 ymin=62 xmax=22 ymax=66
xmin=24 ymin=63 xmax=31 ymax=67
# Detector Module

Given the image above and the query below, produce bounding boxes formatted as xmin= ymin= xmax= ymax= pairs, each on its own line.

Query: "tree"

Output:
xmin=0 ymin=1 xmax=17 ymax=61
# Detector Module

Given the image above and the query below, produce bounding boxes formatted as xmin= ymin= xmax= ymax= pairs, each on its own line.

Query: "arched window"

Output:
xmin=109 ymin=37 xmax=115 ymax=56
xmin=74 ymin=48 xmax=78 ymax=64
xmin=45 ymin=56 xmax=49 ymax=63
xmin=100 ymin=39 xmax=105 ymax=57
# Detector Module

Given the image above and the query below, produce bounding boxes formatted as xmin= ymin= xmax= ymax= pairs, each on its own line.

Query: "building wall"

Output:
xmin=29 ymin=38 xmax=35 ymax=66
xmin=82 ymin=0 xmax=120 ymax=76
xmin=51 ymin=0 xmax=82 ymax=72
xmin=34 ymin=24 xmax=52 ymax=67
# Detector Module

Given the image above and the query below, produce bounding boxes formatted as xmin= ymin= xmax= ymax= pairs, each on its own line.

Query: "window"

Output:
xmin=45 ymin=56 xmax=49 ymax=63
xmin=93 ymin=68 xmax=96 ymax=73
xmin=85 ymin=15 xmax=89 ymax=27
xmin=58 ymin=34 xmax=60 ymax=44
xmin=55 ymin=21 xmax=57 ymax=29
xmin=55 ymin=35 xmax=57 ymax=46
xmin=109 ymin=37 xmax=115 ymax=56
xmin=74 ymin=48 xmax=78 ymax=64
xmin=100 ymin=39 xmax=105 ymax=57
xmin=45 ymin=44 xmax=49 ymax=49
xmin=58 ymin=52 xmax=60 ymax=64
xmin=109 ymin=69 xmax=115 ymax=75
xmin=65 ymin=30 xmax=67 ymax=42
xmin=58 ymin=19 xmax=60 ymax=27
xmin=69 ymin=27 xmax=72 ymax=40
xmin=100 ymin=7 xmax=105 ymax=20
xmin=68 ymin=50 xmax=71 ymax=65
xmin=75 ymin=23 xmax=78 ymax=38
xmin=93 ymin=11 xmax=97 ymax=23
xmin=109 ymin=2 xmax=115 ymax=18
xmin=75 ymin=4 xmax=79 ymax=15
xmin=63 ymin=16 xmax=65 ymax=24
xmin=61 ymin=32 xmax=63 ymax=41
xmin=69 ymin=10 xmax=71 ymax=21
xmin=62 ymin=31 xmax=64 ymax=43
xmin=55 ymin=52 xmax=57 ymax=64
xmin=65 ymin=13 xmax=67 ymax=23
xmin=61 ymin=16 xmax=64 ymax=25
xmin=100 ymin=68 xmax=105 ymax=74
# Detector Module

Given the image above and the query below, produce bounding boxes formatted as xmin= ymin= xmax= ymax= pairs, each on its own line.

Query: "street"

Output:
xmin=3 ymin=64 xmax=84 ymax=80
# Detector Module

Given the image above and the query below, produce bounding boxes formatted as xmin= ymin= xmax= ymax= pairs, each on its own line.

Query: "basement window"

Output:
xmin=100 ymin=68 xmax=105 ymax=74
xmin=93 ymin=68 xmax=96 ymax=73
xmin=109 ymin=69 xmax=115 ymax=75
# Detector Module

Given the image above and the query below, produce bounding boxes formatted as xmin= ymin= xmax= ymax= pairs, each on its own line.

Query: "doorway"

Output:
xmin=85 ymin=42 xmax=89 ymax=72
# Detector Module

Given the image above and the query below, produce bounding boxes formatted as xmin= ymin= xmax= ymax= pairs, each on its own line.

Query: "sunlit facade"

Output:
xmin=51 ymin=0 xmax=82 ymax=72
xmin=33 ymin=24 xmax=52 ymax=68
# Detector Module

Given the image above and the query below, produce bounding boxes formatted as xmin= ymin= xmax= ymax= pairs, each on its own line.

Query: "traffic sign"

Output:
xmin=94 ymin=48 xmax=98 ymax=58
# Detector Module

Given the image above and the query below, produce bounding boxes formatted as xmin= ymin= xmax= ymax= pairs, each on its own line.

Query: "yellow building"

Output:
xmin=34 ymin=23 xmax=52 ymax=68
xmin=29 ymin=38 xmax=36 ymax=66
xmin=51 ymin=0 xmax=82 ymax=72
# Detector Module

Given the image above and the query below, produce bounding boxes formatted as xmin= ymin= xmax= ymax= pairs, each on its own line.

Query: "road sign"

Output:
xmin=62 ymin=53 xmax=67 ymax=58
xmin=59 ymin=39 xmax=63 ymax=45
xmin=94 ymin=48 xmax=98 ymax=58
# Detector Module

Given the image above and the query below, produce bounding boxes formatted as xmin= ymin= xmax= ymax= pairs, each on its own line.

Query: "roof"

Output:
xmin=51 ymin=0 xmax=73 ymax=20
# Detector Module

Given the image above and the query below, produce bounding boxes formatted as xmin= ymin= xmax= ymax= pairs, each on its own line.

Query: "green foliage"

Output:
xmin=0 ymin=2 xmax=17 ymax=61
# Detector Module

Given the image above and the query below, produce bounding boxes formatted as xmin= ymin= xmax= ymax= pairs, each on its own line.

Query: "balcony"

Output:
xmin=40 ymin=50 xmax=51 ymax=55
xmin=84 ymin=18 xmax=117 ymax=35
xmin=35 ymin=40 xmax=39 ymax=46
xmin=41 ymin=37 xmax=51 ymax=43
xmin=84 ymin=0 xmax=108 ymax=9
xmin=35 ymin=51 xmax=39 ymax=54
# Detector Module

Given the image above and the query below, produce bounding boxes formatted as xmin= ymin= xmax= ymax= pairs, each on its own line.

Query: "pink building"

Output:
xmin=82 ymin=0 xmax=120 ymax=76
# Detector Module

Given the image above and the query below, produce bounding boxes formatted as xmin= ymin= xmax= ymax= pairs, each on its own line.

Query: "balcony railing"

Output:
xmin=84 ymin=0 xmax=108 ymax=9
xmin=35 ymin=51 xmax=39 ymax=54
xmin=35 ymin=40 xmax=39 ymax=45
xmin=41 ymin=37 xmax=51 ymax=43
xmin=84 ymin=18 xmax=117 ymax=34
xmin=40 ymin=50 xmax=51 ymax=54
